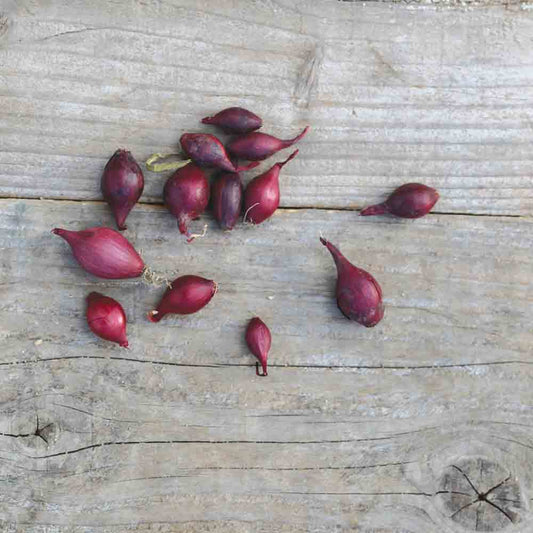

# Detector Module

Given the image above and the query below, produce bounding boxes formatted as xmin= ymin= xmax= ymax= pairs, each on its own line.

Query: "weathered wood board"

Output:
xmin=0 ymin=200 xmax=532 ymax=531
xmin=2 ymin=200 xmax=533 ymax=369
xmin=1 ymin=0 xmax=533 ymax=214
xmin=0 ymin=0 xmax=532 ymax=532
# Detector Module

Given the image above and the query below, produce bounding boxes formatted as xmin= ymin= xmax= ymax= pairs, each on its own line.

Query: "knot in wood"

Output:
xmin=437 ymin=458 xmax=522 ymax=531
xmin=22 ymin=414 xmax=59 ymax=450
xmin=0 ymin=15 xmax=9 ymax=39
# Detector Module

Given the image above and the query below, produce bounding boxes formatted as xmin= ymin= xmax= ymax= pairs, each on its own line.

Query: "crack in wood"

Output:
xmin=34 ymin=415 xmax=51 ymax=444
xmin=483 ymin=476 xmax=511 ymax=499
xmin=450 ymin=498 xmax=478 ymax=519
xmin=269 ymin=490 xmax=433 ymax=496
xmin=22 ymin=428 xmax=437 ymax=459
xmin=0 ymin=431 xmax=32 ymax=438
xmin=109 ymin=461 xmax=414 ymax=482
xmin=440 ymin=460 xmax=521 ymax=529
xmin=435 ymin=490 xmax=474 ymax=497
xmin=494 ymin=437 xmax=533 ymax=451
xmin=0 ymin=415 xmax=52 ymax=443
xmin=451 ymin=464 xmax=480 ymax=495
xmin=489 ymin=497 xmax=522 ymax=504
xmin=484 ymin=498 xmax=514 ymax=523
xmin=35 ymin=27 xmax=97 ymax=43
xmin=0 ymin=196 xmax=527 ymax=218
xmin=0 ymin=355 xmax=531 ymax=371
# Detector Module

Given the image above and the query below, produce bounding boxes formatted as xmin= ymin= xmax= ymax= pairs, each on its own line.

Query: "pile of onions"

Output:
xmin=50 ymin=104 xmax=441 ymax=378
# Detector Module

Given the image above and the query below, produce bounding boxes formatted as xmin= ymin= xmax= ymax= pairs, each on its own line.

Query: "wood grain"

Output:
xmin=1 ymin=0 xmax=533 ymax=531
xmin=0 ymin=198 xmax=532 ymax=531
xmin=1 ymin=1 xmax=533 ymax=214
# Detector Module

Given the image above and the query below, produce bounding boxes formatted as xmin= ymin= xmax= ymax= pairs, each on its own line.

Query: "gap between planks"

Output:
xmin=0 ymin=195 xmax=527 ymax=219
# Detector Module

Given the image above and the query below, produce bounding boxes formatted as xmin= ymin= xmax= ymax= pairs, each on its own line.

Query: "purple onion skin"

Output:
xmin=148 ymin=275 xmax=217 ymax=323
xmin=360 ymin=183 xmax=439 ymax=219
xmin=86 ymin=292 xmax=129 ymax=347
xmin=243 ymin=150 xmax=298 ymax=225
xmin=212 ymin=172 xmax=243 ymax=230
xmin=320 ymin=238 xmax=384 ymax=328
xmin=246 ymin=317 xmax=271 ymax=377
xmin=201 ymin=107 xmax=262 ymax=134
xmin=180 ymin=133 xmax=259 ymax=173
xmin=164 ymin=163 xmax=210 ymax=242
xmin=227 ymin=126 xmax=309 ymax=161
xmin=52 ymin=227 xmax=144 ymax=279
xmin=101 ymin=149 xmax=144 ymax=230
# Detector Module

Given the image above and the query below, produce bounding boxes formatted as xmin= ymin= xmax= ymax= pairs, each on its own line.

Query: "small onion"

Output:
xmin=52 ymin=226 xmax=144 ymax=279
xmin=360 ymin=183 xmax=439 ymax=219
xmin=86 ymin=292 xmax=129 ymax=347
xmin=320 ymin=237 xmax=384 ymax=328
xmin=245 ymin=317 xmax=271 ymax=377
xmin=148 ymin=275 xmax=217 ymax=323
xmin=101 ymin=149 xmax=144 ymax=230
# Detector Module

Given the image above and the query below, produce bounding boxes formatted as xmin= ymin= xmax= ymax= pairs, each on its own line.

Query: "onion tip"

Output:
xmin=147 ymin=310 xmax=161 ymax=323
xmin=255 ymin=361 xmax=268 ymax=377
xmin=360 ymin=203 xmax=389 ymax=217
xmin=278 ymin=149 xmax=299 ymax=168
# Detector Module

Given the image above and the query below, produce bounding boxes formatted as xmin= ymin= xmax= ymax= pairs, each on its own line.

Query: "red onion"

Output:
xmin=148 ymin=275 xmax=217 ymax=322
xmin=164 ymin=163 xmax=210 ymax=242
xmin=86 ymin=292 xmax=129 ymax=347
xmin=243 ymin=150 xmax=298 ymax=225
xmin=360 ymin=183 xmax=439 ymax=219
xmin=245 ymin=317 xmax=271 ymax=377
xmin=320 ymin=237 xmax=384 ymax=328
xmin=227 ymin=126 xmax=309 ymax=161
xmin=180 ymin=133 xmax=260 ymax=173
xmin=101 ymin=149 xmax=144 ymax=230
xmin=52 ymin=227 xmax=144 ymax=279
xmin=211 ymin=172 xmax=243 ymax=230
xmin=201 ymin=107 xmax=262 ymax=134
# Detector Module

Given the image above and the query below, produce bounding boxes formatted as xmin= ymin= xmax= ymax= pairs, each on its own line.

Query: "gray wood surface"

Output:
xmin=1 ymin=200 xmax=532 ymax=531
xmin=0 ymin=1 xmax=532 ymax=532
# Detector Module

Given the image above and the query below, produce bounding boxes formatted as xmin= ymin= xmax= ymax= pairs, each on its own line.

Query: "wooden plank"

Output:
xmin=1 ymin=0 xmax=533 ymax=530
xmin=1 ymin=1 xmax=533 ymax=214
xmin=1 ymin=199 xmax=532 ymax=368
xmin=0 ymin=198 xmax=532 ymax=530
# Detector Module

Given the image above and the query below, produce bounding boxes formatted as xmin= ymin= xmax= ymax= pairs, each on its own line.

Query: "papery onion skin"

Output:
xmin=201 ymin=107 xmax=262 ymax=134
xmin=227 ymin=126 xmax=309 ymax=161
xmin=52 ymin=226 xmax=144 ymax=279
xmin=245 ymin=317 xmax=271 ymax=377
xmin=101 ymin=149 xmax=144 ymax=230
xmin=360 ymin=183 xmax=439 ymax=219
xmin=212 ymin=172 xmax=243 ymax=230
xmin=243 ymin=150 xmax=298 ymax=225
xmin=164 ymin=163 xmax=210 ymax=241
xmin=86 ymin=292 xmax=129 ymax=347
xmin=148 ymin=275 xmax=217 ymax=323
xmin=320 ymin=237 xmax=384 ymax=328
xmin=180 ymin=133 xmax=259 ymax=173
